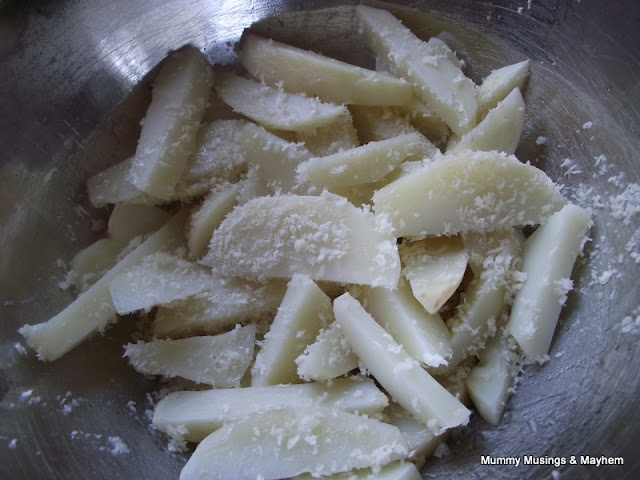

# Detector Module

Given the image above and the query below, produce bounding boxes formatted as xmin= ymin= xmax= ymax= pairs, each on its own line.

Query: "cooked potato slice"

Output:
xmin=87 ymin=156 xmax=155 ymax=207
xmin=373 ymin=150 xmax=566 ymax=237
xmin=19 ymin=211 xmax=187 ymax=361
xmin=399 ymin=236 xmax=469 ymax=314
xmin=385 ymin=402 xmax=443 ymax=468
xmin=356 ymin=6 xmax=478 ymax=136
xmin=108 ymin=203 xmax=171 ymax=244
xmin=67 ymin=238 xmax=126 ymax=292
xmin=507 ymin=203 xmax=592 ymax=361
xmin=447 ymin=88 xmax=525 ymax=155
xmin=239 ymin=33 xmax=414 ymax=106
xmin=153 ymin=377 xmax=389 ymax=442
xmin=297 ymin=132 xmax=434 ymax=190
xmin=187 ymin=182 xmax=241 ymax=259
xmin=179 ymin=407 xmax=409 ymax=480
xmin=215 ymin=71 xmax=349 ymax=133
xmin=350 ymin=105 xmax=416 ymax=144
xmin=124 ymin=324 xmax=255 ymax=387
xmin=252 ymin=274 xmax=332 ymax=386
xmin=293 ymin=461 xmax=422 ymax=480
xmin=296 ymin=321 xmax=359 ymax=381
xmin=404 ymin=99 xmax=451 ymax=147
xmin=240 ymin=123 xmax=311 ymax=194
xmin=334 ymin=293 xmax=470 ymax=433
xmin=477 ymin=59 xmax=530 ymax=119
xmin=201 ymin=194 xmax=400 ymax=288
xmin=109 ymin=253 xmax=215 ymax=314
xmin=128 ymin=48 xmax=213 ymax=200
xmin=362 ymin=278 xmax=453 ymax=368
xmin=466 ymin=330 xmax=520 ymax=425
xmin=441 ymin=229 xmax=523 ymax=373
xmin=296 ymin=112 xmax=359 ymax=157
xmin=175 ymin=119 xmax=250 ymax=199
xmin=153 ymin=278 xmax=287 ymax=338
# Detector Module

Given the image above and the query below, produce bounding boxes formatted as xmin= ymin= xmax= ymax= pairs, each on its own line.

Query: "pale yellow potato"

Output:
xmin=362 ymin=278 xmax=453 ymax=368
xmin=399 ymin=236 xmax=469 ymax=314
xmin=128 ymin=47 xmax=213 ymax=200
xmin=507 ymin=203 xmax=592 ymax=361
xmin=295 ymin=321 xmax=359 ymax=381
xmin=175 ymin=119 xmax=250 ymax=199
xmin=240 ymin=122 xmax=311 ymax=194
xmin=334 ymin=293 xmax=470 ymax=433
xmin=251 ymin=274 xmax=332 ymax=386
xmin=373 ymin=150 xmax=567 ymax=237
xmin=477 ymin=59 xmax=530 ymax=119
xmin=466 ymin=330 xmax=520 ymax=425
xmin=108 ymin=203 xmax=171 ymax=244
xmin=297 ymin=132 xmax=433 ymax=189
xmin=187 ymin=182 xmax=241 ymax=259
xmin=153 ymin=377 xmax=388 ymax=442
xmin=19 ymin=211 xmax=187 ymax=361
xmin=153 ymin=278 xmax=287 ymax=338
xmin=179 ymin=407 xmax=409 ymax=480
xmin=293 ymin=461 xmax=422 ymax=480
xmin=356 ymin=5 xmax=478 ymax=136
xmin=385 ymin=402 xmax=443 ymax=468
xmin=349 ymin=105 xmax=417 ymax=144
xmin=439 ymin=229 xmax=524 ymax=374
xmin=87 ymin=156 xmax=156 ymax=207
xmin=124 ymin=324 xmax=256 ymax=387
xmin=108 ymin=252 xmax=215 ymax=314
xmin=200 ymin=194 xmax=400 ymax=288
xmin=404 ymin=98 xmax=451 ymax=147
xmin=67 ymin=238 xmax=125 ymax=292
xmin=447 ymin=87 xmax=525 ymax=155
xmin=295 ymin=112 xmax=359 ymax=157
xmin=215 ymin=70 xmax=349 ymax=133
xmin=239 ymin=33 xmax=414 ymax=106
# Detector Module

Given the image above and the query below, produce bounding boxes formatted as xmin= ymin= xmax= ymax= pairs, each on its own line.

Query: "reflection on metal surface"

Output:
xmin=0 ymin=0 xmax=639 ymax=479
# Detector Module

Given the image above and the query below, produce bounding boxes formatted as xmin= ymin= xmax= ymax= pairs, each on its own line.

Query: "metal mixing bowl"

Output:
xmin=1 ymin=0 xmax=639 ymax=478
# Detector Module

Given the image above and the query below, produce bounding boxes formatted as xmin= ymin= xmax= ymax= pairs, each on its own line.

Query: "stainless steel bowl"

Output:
xmin=1 ymin=1 xmax=639 ymax=479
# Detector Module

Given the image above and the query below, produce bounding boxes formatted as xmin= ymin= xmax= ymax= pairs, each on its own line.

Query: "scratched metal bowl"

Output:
xmin=1 ymin=0 xmax=639 ymax=478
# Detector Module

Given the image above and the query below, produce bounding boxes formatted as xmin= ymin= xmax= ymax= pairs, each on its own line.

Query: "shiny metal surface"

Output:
xmin=1 ymin=0 xmax=639 ymax=479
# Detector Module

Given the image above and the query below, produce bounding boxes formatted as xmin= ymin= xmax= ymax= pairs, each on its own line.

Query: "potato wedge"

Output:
xmin=373 ymin=150 xmax=566 ymax=237
xmin=215 ymin=71 xmax=349 ymax=133
xmin=129 ymin=47 xmax=213 ymax=200
xmin=87 ymin=156 xmax=155 ymax=207
xmin=124 ymin=324 xmax=255 ymax=387
xmin=201 ymin=194 xmax=400 ymax=288
xmin=356 ymin=5 xmax=478 ymax=136
xmin=153 ymin=377 xmax=389 ymax=442
xmin=108 ymin=204 xmax=171 ymax=244
xmin=447 ymin=87 xmax=525 ymax=155
xmin=399 ymin=236 xmax=469 ymax=314
xmin=19 ymin=211 xmax=187 ymax=361
xmin=239 ymin=33 xmax=414 ymax=106
xmin=477 ymin=59 xmax=530 ymax=119
xmin=334 ymin=293 xmax=470 ymax=433
xmin=252 ymin=274 xmax=332 ymax=386
xmin=179 ymin=407 xmax=409 ymax=480
xmin=295 ymin=112 xmax=359 ymax=157
xmin=507 ymin=203 xmax=592 ymax=361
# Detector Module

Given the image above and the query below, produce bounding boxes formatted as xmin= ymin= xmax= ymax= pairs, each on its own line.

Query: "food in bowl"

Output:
xmin=17 ymin=5 xmax=592 ymax=479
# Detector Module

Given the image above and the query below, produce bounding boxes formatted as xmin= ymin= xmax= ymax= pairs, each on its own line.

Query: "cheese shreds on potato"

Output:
xmin=239 ymin=33 xmax=415 ymax=106
xmin=179 ymin=407 xmax=409 ymax=480
xmin=251 ymin=274 xmax=333 ymax=386
xmin=124 ymin=324 xmax=256 ymax=387
xmin=129 ymin=47 xmax=213 ymax=200
xmin=399 ymin=236 xmax=469 ymax=314
xmin=214 ymin=70 xmax=349 ymax=133
xmin=201 ymin=194 xmax=401 ymax=288
xmin=297 ymin=132 xmax=434 ymax=189
xmin=507 ymin=203 xmax=592 ymax=361
xmin=373 ymin=150 xmax=567 ymax=237
xmin=19 ymin=211 xmax=187 ymax=361
xmin=153 ymin=376 xmax=388 ymax=442
xmin=356 ymin=5 xmax=478 ymax=136
xmin=334 ymin=293 xmax=470 ymax=433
